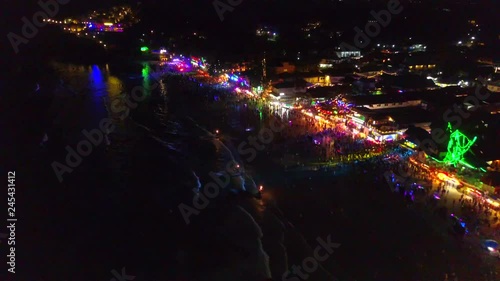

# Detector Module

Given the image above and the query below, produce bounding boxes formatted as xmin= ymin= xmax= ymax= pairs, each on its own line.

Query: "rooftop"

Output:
xmin=380 ymin=74 xmax=436 ymax=89
xmin=306 ymin=86 xmax=339 ymax=98
xmin=321 ymin=68 xmax=355 ymax=76
xmin=273 ymin=79 xmax=308 ymax=89
xmin=353 ymin=106 xmax=434 ymax=125
xmin=345 ymin=94 xmax=422 ymax=105
xmin=273 ymin=82 xmax=296 ymax=89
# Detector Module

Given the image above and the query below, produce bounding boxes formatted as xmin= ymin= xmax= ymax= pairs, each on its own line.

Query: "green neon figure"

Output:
xmin=442 ymin=122 xmax=477 ymax=166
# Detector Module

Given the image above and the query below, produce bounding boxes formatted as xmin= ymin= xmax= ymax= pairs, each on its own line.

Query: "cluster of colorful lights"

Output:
xmin=158 ymin=55 xmax=207 ymax=72
xmin=235 ymin=87 xmax=255 ymax=97
xmin=190 ymin=57 xmax=207 ymax=69
xmin=87 ymin=22 xmax=124 ymax=32
xmin=219 ymin=73 xmax=250 ymax=90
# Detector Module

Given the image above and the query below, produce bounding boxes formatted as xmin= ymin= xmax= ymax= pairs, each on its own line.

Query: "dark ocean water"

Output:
xmin=1 ymin=61 xmax=307 ymax=281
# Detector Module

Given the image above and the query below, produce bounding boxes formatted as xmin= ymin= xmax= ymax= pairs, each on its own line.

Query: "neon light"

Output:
xmin=351 ymin=116 xmax=365 ymax=124
xmin=229 ymin=74 xmax=238 ymax=82
xmin=140 ymin=46 xmax=149 ymax=52
xmin=459 ymin=160 xmax=476 ymax=169
xmin=440 ymin=123 xmax=477 ymax=166
xmin=104 ymin=22 xmax=113 ymax=26
xmin=404 ymin=140 xmax=417 ymax=149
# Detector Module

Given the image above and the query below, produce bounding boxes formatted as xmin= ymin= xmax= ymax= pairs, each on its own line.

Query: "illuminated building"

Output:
xmin=271 ymin=81 xmax=307 ymax=98
xmin=404 ymin=55 xmax=438 ymax=73
xmin=408 ymin=64 xmax=436 ymax=72
xmin=349 ymin=106 xmax=428 ymax=142
xmin=272 ymin=62 xmax=296 ymax=75
xmin=408 ymin=44 xmax=427 ymax=53
xmin=256 ymin=26 xmax=278 ymax=41
xmin=335 ymin=50 xmax=361 ymax=58
xmin=88 ymin=22 xmax=124 ymax=32
xmin=318 ymin=58 xmax=343 ymax=68
xmin=302 ymin=72 xmax=331 ymax=86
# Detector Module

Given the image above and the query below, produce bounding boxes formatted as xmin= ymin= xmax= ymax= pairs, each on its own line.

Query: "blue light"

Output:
xmin=89 ymin=65 xmax=104 ymax=92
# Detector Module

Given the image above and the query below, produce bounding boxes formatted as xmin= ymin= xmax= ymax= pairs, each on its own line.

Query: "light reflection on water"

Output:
xmin=53 ymin=63 xmax=124 ymax=95
xmin=51 ymin=62 xmax=168 ymax=126
xmin=50 ymin=62 xmax=254 ymax=191
xmin=89 ymin=65 xmax=105 ymax=97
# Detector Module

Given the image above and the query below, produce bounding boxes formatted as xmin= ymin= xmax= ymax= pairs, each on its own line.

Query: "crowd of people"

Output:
xmin=264 ymin=104 xmax=395 ymax=167
xmin=190 ymin=75 xmax=500 ymax=242
xmin=179 ymin=76 xmax=500 ymax=279
xmin=396 ymin=156 xmax=500 ymax=245
xmin=266 ymin=94 xmax=500 ymax=248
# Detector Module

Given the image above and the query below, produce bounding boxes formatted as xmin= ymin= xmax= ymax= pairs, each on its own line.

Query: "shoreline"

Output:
xmin=5 ymin=61 xmax=499 ymax=280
